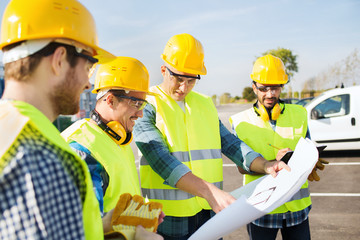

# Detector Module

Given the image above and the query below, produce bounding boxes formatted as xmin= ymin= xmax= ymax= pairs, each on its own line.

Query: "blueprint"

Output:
xmin=188 ymin=138 xmax=318 ymax=240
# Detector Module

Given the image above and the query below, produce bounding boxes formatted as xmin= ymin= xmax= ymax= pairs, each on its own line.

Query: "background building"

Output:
xmin=54 ymin=85 xmax=97 ymax=131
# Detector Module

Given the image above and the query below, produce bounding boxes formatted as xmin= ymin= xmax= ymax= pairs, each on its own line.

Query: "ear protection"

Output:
xmin=253 ymin=101 xmax=285 ymax=122
xmin=90 ymin=110 xmax=132 ymax=145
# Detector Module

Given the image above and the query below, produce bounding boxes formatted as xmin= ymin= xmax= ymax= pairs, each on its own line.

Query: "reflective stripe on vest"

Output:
xmin=62 ymin=119 xmax=140 ymax=212
xmin=140 ymin=149 xmax=222 ymax=165
xmin=141 ymin=86 xmax=223 ymax=217
xmin=229 ymin=104 xmax=311 ymax=214
xmin=0 ymin=101 xmax=103 ymax=240
xmin=142 ymin=181 xmax=223 ymax=200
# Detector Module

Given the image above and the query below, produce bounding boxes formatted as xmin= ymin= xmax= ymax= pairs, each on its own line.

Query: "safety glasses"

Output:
xmin=165 ymin=66 xmax=200 ymax=86
xmin=254 ymin=84 xmax=283 ymax=93
xmin=113 ymin=95 xmax=148 ymax=110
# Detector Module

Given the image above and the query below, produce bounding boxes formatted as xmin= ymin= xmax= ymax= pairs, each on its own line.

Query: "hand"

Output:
xmin=264 ymin=160 xmax=291 ymax=178
xmin=175 ymin=173 xmax=236 ymax=214
xmin=158 ymin=211 xmax=165 ymax=226
xmin=275 ymin=148 xmax=292 ymax=161
xmin=135 ymin=225 xmax=164 ymax=240
xmin=205 ymin=184 xmax=236 ymax=213
xmin=308 ymin=158 xmax=329 ymax=181
xmin=103 ymin=208 xmax=115 ymax=233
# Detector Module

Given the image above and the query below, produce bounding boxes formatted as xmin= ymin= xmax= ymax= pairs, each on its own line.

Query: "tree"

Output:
xmin=242 ymin=87 xmax=256 ymax=102
xmin=303 ymin=48 xmax=360 ymax=91
xmin=261 ymin=48 xmax=298 ymax=82
xmin=211 ymin=94 xmax=218 ymax=106
xmin=220 ymin=93 xmax=231 ymax=104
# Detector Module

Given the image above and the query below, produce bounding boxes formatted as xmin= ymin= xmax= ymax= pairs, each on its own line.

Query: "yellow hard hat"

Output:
xmin=250 ymin=54 xmax=288 ymax=84
xmin=0 ymin=0 xmax=115 ymax=63
xmin=161 ymin=33 xmax=207 ymax=75
xmin=93 ymin=56 xmax=151 ymax=94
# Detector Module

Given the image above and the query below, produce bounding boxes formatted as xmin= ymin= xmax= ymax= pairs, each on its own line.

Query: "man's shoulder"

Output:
xmin=229 ymin=108 xmax=255 ymax=129
xmin=1 ymin=124 xmax=61 ymax=170
xmin=230 ymin=107 xmax=254 ymax=119
xmin=189 ymin=90 xmax=211 ymax=99
xmin=0 ymin=101 xmax=30 ymax=156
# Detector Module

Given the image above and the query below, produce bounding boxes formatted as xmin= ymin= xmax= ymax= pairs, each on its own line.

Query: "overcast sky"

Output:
xmin=1 ymin=0 xmax=359 ymax=96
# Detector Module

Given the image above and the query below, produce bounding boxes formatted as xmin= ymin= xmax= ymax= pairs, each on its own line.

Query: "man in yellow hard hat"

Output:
xmin=0 ymin=0 xmax=115 ymax=239
xmin=133 ymin=34 xmax=290 ymax=239
xmin=229 ymin=54 xmax=326 ymax=240
xmin=62 ymin=56 xmax=164 ymax=240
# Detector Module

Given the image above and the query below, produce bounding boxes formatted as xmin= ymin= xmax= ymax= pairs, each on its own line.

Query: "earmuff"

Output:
xmin=90 ymin=110 xmax=133 ymax=145
xmin=253 ymin=101 xmax=285 ymax=122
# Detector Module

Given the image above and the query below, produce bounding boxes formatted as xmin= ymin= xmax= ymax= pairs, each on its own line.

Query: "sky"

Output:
xmin=1 ymin=0 xmax=359 ymax=97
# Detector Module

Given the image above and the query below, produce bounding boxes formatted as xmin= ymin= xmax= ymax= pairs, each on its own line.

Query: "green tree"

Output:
xmin=220 ymin=93 xmax=231 ymax=104
xmin=242 ymin=87 xmax=256 ymax=102
xmin=261 ymin=48 xmax=298 ymax=82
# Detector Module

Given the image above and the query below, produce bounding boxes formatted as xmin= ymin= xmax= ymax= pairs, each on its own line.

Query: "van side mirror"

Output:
xmin=311 ymin=109 xmax=319 ymax=120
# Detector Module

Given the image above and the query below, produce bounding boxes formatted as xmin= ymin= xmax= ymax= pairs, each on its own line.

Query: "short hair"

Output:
xmin=96 ymin=89 xmax=128 ymax=106
xmin=4 ymin=42 xmax=80 ymax=82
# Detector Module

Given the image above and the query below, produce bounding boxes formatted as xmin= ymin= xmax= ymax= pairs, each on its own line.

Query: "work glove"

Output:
xmin=308 ymin=158 xmax=329 ymax=181
xmin=105 ymin=193 xmax=163 ymax=240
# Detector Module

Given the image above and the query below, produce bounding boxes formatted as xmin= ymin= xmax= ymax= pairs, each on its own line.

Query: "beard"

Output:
xmin=261 ymin=97 xmax=278 ymax=109
xmin=50 ymin=67 xmax=81 ymax=116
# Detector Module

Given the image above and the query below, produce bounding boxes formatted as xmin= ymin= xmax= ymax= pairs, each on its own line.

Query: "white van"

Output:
xmin=305 ymin=85 xmax=360 ymax=151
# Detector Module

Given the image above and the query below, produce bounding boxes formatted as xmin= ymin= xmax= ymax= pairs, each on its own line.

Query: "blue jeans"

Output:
xmin=247 ymin=218 xmax=311 ymax=240
xmin=158 ymin=210 xmax=222 ymax=240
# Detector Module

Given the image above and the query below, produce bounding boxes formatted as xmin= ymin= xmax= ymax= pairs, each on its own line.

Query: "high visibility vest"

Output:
xmin=62 ymin=119 xmax=140 ymax=212
xmin=0 ymin=100 xmax=103 ymax=240
xmin=139 ymin=86 xmax=223 ymax=217
xmin=229 ymin=104 xmax=311 ymax=214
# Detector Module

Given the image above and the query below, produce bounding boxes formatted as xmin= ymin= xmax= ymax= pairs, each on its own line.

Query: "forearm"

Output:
xmin=249 ymin=156 xmax=269 ymax=174
xmin=175 ymin=172 xmax=214 ymax=199
xmin=175 ymin=172 xmax=235 ymax=213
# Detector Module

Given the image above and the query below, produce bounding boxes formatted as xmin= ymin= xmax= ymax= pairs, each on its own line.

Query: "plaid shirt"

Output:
xmin=253 ymin=206 xmax=312 ymax=228
xmin=133 ymin=103 xmax=262 ymax=237
xmin=0 ymin=124 xmax=86 ymax=239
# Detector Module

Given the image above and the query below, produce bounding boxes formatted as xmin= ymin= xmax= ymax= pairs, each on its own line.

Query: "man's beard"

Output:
xmin=262 ymin=97 xmax=278 ymax=109
xmin=50 ymin=68 xmax=81 ymax=116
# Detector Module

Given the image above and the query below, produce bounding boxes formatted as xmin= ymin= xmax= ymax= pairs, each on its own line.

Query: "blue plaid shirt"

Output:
xmin=133 ymin=103 xmax=262 ymax=237
xmin=0 ymin=124 xmax=86 ymax=239
xmin=69 ymin=142 xmax=109 ymax=217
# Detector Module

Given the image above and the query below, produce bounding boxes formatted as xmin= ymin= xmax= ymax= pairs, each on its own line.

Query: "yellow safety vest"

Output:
xmin=0 ymin=101 xmax=103 ymax=240
xmin=140 ymin=86 xmax=223 ymax=217
xmin=229 ymin=104 xmax=311 ymax=214
xmin=62 ymin=119 xmax=141 ymax=212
